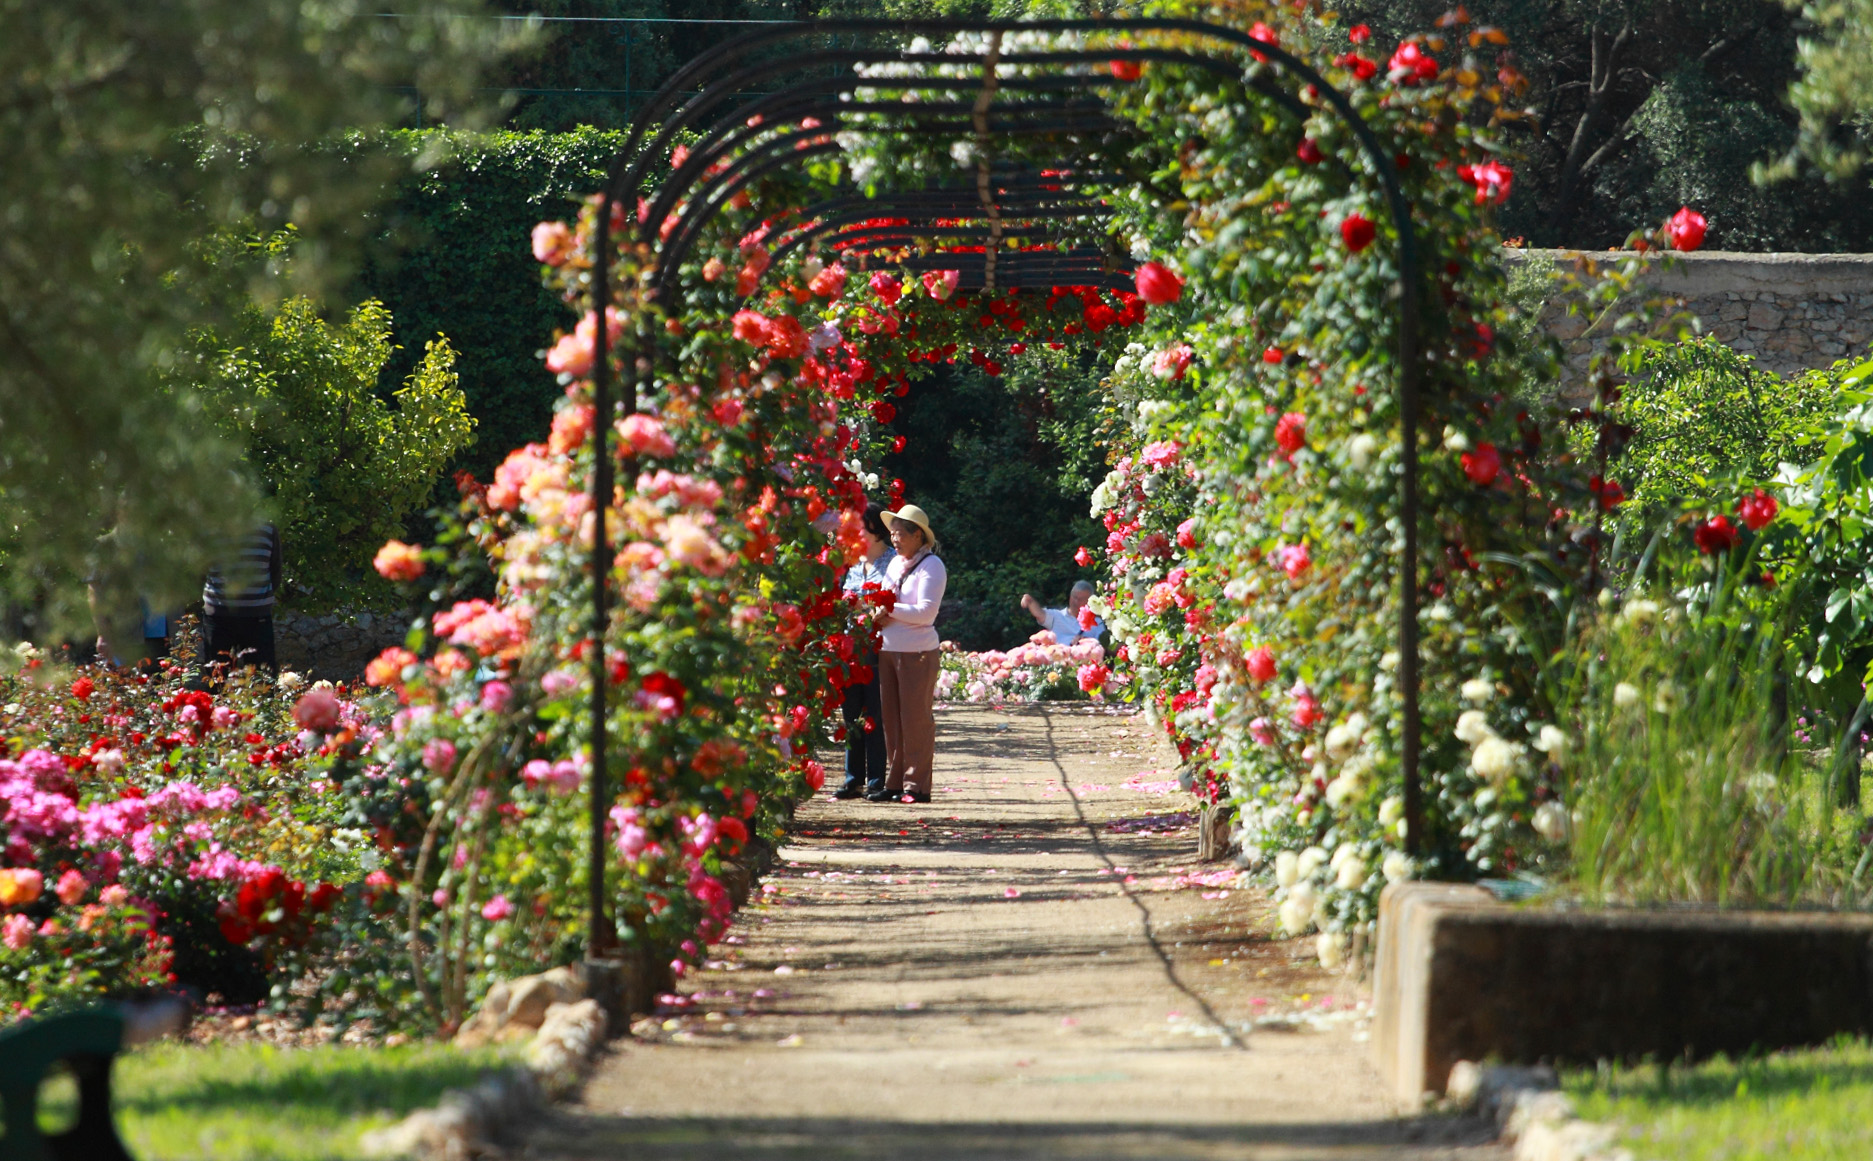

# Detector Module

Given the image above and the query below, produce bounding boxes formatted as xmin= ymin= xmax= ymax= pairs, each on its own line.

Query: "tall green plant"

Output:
xmin=1546 ymin=572 xmax=1826 ymax=906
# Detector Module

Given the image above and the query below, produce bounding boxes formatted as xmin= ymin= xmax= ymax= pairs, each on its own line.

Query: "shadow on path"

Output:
xmin=528 ymin=1111 xmax=1504 ymax=1160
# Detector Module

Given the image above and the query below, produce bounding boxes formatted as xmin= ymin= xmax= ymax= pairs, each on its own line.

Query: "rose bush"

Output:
xmin=0 ymin=650 xmax=374 ymax=1016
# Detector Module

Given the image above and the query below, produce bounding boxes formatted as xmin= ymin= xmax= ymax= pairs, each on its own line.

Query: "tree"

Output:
xmin=1351 ymin=0 xmax=1873 ymax=250
xmin=1774 ymin=0 xmax=1873 ymax=177
xmin=187 ymin=290 xmax=476 ymax=611
xmin=0 ymin=0 xmax=517 ymax=633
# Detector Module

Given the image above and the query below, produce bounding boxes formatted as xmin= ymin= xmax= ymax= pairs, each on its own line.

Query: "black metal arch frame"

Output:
xmin=580 ymin=18 xmax=1428 ymax=957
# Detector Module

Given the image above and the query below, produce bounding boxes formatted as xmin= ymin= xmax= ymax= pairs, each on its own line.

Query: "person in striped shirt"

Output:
xmin=200 ymin=523 xmax=282 ymax=673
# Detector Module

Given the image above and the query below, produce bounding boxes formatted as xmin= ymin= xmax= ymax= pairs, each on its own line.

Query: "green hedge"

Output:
xmin=355 ymin=127 xmax=625 ymax=480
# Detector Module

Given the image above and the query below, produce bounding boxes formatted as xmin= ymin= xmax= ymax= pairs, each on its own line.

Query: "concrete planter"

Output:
xmin=1372 ymin=881 xmax=1873 ymax=1103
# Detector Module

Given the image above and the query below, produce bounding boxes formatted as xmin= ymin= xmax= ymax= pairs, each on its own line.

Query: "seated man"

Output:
xmin=1020 ymin=580 xmax=1105 ymax=644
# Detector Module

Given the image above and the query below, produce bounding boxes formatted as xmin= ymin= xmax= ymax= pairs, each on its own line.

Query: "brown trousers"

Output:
xmin=879 ymin=649 xmax=941 ymax=794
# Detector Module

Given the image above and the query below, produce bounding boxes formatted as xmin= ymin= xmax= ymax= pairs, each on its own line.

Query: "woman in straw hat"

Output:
xmin=873 ymin=503 xmax=947 ymax=803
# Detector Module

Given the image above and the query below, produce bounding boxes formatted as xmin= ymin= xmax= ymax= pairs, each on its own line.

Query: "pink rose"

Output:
xmin=2 ymin=913 xmax=31 ymax=950
xmin=423 ymin=738 xmax=458 ymax=774
xmin=55 ymin=869 xmax=88 ymax=906
xmin=618 ymin=414 xmax=677 ymax=459
xmin=479 ymin=681 xmax=513 ymax=714
xmin=293 ymin=688 xmax=342 ymax=733
xmin=531 ymin=221 xmax=574 ymax=266
xmin=480 ymin=894 xmax=513 ymax=922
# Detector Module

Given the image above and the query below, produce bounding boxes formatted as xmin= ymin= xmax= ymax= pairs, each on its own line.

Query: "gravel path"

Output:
xmin=524 ymin=704 xmax=1501 ymax=1160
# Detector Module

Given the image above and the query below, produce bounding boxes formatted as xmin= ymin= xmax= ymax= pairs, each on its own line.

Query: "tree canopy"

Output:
xmin=0 ymin=0 xmax=518 ymax=632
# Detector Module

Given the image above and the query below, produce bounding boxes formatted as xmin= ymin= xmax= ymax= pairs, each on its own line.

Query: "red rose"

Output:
xmin=870 ymin=400 xmax=896 ymax=424
xmin=1456 ymin=161 xmax=1514 ymax=206
xmin=1248 ymin=21 xmax=1279 ymax=62
xmin=1341 ymin=213 xmax=1376 ymax=252
xmin=1588 ymin=475 xmax=1626 ymax=510
xmin=1693 ymin=514 xmax=1738 ymax=555
xmin=1460 ymin=443 xmax=1501 ymax=486
xmin=1296 ymin=138 xmax=1324 ymax=165
xmin=1246 ymin=646 xmax=1277 ymax=685
xmin=1074 ymin=545 xmax=1094 ymax=567
xmin=1274 ymin=412 xmax=1306 ymax=456
xmin=1109 ymin=59 xmax=1141 ymax=81
xmin=1666 ymin=206 xmax=1707 ymax=252
xmin=1388 ymin=41 xmax=1439 ymax=84
xmin=1349 ymin=23 xmax=1372 ymax=42
xmin=71 ymin=677 xmax=94 ymax=701
xmin=1737 ymin=488 xmax=1778 ymax=531
xmin=1134 ymin=262 xmax=1184 ymax=305
xmin=1262 ymin=346 xmax=1284 ymax=365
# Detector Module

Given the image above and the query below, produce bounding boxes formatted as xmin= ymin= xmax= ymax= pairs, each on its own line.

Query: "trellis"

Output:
xmin=580 ymin=18 xmax=1431 ymax=955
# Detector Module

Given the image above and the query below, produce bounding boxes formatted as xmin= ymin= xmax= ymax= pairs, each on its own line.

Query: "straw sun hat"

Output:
xmin=884 ymin=504 xmax=938 ymax=550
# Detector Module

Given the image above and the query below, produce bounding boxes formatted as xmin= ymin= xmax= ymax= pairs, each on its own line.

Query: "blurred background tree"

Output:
xmin=181 ymin=238 xmax=477 ymax=612
xmin=1348 ymin=0 xmax=1873 ymax=250
xmin=0 ymin=0 xmax=519 ymax=636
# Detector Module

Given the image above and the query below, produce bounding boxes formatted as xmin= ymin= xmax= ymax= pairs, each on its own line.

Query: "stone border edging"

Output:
xmin=1447 ymin=1062 xmax=1632 ymax=1161
xmin=360 ymin=998 xmax=608 ymax=1159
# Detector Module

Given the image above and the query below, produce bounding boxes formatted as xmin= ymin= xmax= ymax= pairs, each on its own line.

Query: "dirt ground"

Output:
xmin=521 ymin=704 xmax=1501 ymax=1160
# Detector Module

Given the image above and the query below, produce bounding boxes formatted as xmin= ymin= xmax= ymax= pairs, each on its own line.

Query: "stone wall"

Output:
xmin=275 ymin=608 xmax=410 ymax=682
xmin=1512 ymin=250 xmax=1873 ymax=387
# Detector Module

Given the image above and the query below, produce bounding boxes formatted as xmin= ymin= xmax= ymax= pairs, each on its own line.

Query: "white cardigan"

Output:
xmin=881 ymin=551 xmax=946 ymax=653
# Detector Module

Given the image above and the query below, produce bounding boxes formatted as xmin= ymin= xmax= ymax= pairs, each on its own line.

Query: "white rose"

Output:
xmin=1296 ymin=846 xmax=1328 ymax=879
xmin=1620 ymin=598 xmax=1660 ymax=628
xmin=1455 ymin=710 xmax=1496 ymax=745
xmin=1325 ymin=773 xmax=1359 ymax=809
xmin=1531 ymin=800 xmax=1570 ymax=842
xmin=1274 ymin=850 xmax=1300 ymax=888
xmin=1382 ymin=851 xmax=1413 ymax=884
xmin=1441 ymin=425 xmax=1470 ymax=452
xmin=1460 ymin=677 xmax=1493 ymax=703
xmin=1613 ymin=682 xmax=1640 ymax=709
xmin=1531 ymin=725 xmax=1571 ymax=761
xmin=1316 ymin=931 xmax=1346 ymax=970
xmin=277 ymin=671 xmax=305 ymax=691
xmin=1379 ymin=651 xmax=1400 ymax=671
xmin=1278 ymin=881 xmax=1319 ymax=934
xmin=1324 ymin=721 xmax=1360 ymax=761
xmin=1471 ymin=736 xmax=1523 ymax=784
xmin=1378 ymin=795 xmax=1404 ymax=826
xmin=1335 ymin=856 xmax=1368 ymax=890
xmin=1347 ymin=433 xmax=1378 ymax=471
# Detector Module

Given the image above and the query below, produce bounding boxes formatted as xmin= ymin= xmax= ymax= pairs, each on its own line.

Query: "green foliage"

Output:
xmin=1774 ymin=0 xmax=1873 ymax=178
xmin=1610 ymin=337 xmax=1838 ymax=537
xmin=355 ymin=127 xmax=626 ymax=480
xmin=188 ymin=293 xmax=477 ymax=611
xmin=1565 ymin=1037 xmax=1873 ymax=1160
xmin=890 ymin=349 xmax=1107 ymax=650
xmin=0 ymin=0 xmax=520 ymax=635
xmin=1545 ymin=576 xmax=1827 ymax=906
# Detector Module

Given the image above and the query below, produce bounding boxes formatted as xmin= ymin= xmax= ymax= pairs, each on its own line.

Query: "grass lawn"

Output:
xmin=68 ymin=1039 xmax=515 ymax=1161
xmin=1564 ymin=1036 xmax=1873 ymax=1160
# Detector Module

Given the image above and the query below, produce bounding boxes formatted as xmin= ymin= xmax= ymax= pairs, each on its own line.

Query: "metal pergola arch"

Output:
xmin=579 ymin=17 xmax=1428 ymax=961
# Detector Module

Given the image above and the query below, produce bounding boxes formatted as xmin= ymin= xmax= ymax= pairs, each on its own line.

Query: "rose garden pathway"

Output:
xmin=524 ymin=704 xmax=1502 ymax=1160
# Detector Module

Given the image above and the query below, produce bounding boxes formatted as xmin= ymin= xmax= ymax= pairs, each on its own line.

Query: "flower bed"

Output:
xmin=937 ymin=632 xmax=1115 ymax=704
xmin=0 ymin=649 xmax=373 ymax=1016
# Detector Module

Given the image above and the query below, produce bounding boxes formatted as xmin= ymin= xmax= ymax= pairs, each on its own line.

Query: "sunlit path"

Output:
xmin=524 ymin=705 xmax=1502 ymax=1160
